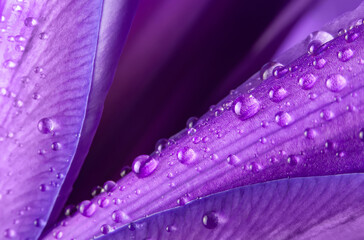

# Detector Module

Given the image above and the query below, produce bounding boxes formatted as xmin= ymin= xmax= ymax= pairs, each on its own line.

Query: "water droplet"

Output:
xmin=103 ymin=181 xmax=116 ymax=192
xmin=37 ymin=118 xmax=54 ymax=134
xmin=64 ymin=205 xmax=77 ymax=217
xmin=232 ymin=95 xmax=260 ymax=120
xmin=275 ymin=111 xmax=293 ymax=127
xmin=51 ymin=142 xmax=61 ymax=151
xmin=308 ymin=92 xmax=318 ymax=100
xmin=273 ymin=66 xmax=288 ymax=78
xmin=128 ymin=223 xmax=136 ymax=231
xmin=120 ymin=166 xmax=131 ymax=178
xmin=4 ymin=229 xmax=16 ymax=238
xmin=260 ymin=62 xmax=283 ymax=80
xmin=298 ymin=73 xmax=317 ymax=90
xmin=313 ymin=58 xmax=326 ymax=69
xmin=359 ymin=129 xmax=364 ymax=141
xmin=34 ymin=218 xmax=46 ymax=228
xmin=287 ymin=155 xmax=300 ymax=166
xmin=338 ymin=48 xmax=354 ymax=62
xmin=91 ymin=186 xmax=103 ymax=197
xmin=39 ymin=184 xmax=47 ymax=192
xmin=166 ymin=225 xmax=177 ymax=232
xmin=3 ymin=60 xmax=17 ymax=69
xmin=326 ymin=74 xmax=347 ymax=92
xmin=209 ymin=153 xmax=219 ymax=161
xmin=155 ymin=138 xmax=168 ymax=152
xmin=53 ymin=231 xmax=63 ymax=239
xmin=132 ymin=155 xmax=159 ymax=178
xmin=24 ymin=17 xmax=37 ymax=27
xmin=325 ymin=140 xmax=338 ymax=150
xmin=111 ymin=210 xmax=129 ymax=223
xmin=79 ymin=200 xmax=97 ymax=217
xmin=247 ymin=162 xmax=262 ymax=173
xmin=39 ymin=32 xmax=49 ymax=40
xmin=261 ymin=121 xmax=269 ymax=128
xmin=177 ymin=147 xmax=197 ymax=164
xmin=345 ymin=32 xmax=359 ymax=42
xmin=304 ymin=128 xmax=317 ymax=139
xmin=226 ymin=154 xmax=241 ymax=166
xmin=100 ymin=224 xmax=112 ymax=234
xmin=320 ymin=109 xmax=334 ymax=121
xmin=268 ymin=86 xmax=288 ymax=102
xmin=307 ymin=31 xmax=333 ymax=55
xmin=97 ymin=197 xmax=110 ymax=208
xmin=186 ymin=117 xmax=198 ymax=128
xmin=202 ymin=212 xmax=219 ymax=229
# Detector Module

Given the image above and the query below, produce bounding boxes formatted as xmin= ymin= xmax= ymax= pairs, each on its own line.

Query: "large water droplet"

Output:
xmin=260 ymin=62 xmax=283 ymax=80
xmin=112 ymin=210 xmax=129 ymax=223
xmin=326 ymin=74 xmax=347 ymax=92
xmin=79 ymin=200 xmax=97 ymax=217
xmin=37 ymin=118 xmax=54 ymax=134
xmin=298 ymin=73 xmax=317 ymax=90
xmin=202 ymin=212 xmax=219 ymax=229
xmin=268 ymin=86 xmax=288 ymax=103
xmin=226 ymin=154 xmax=241 ymax=166
xmin=275 ymin=112 xmax=293 ymax=127
xmin=24 ymin=17 xmax=37 ymax=27
xmin=338 ymin=48 xmax=354 ymax=62
xmin=132 ymin=155 xmax=159 ymax=178
xmin=177 ymin=147 xmax=197 ymax=164
xmin=232 ymin=95 xmax=260 ymax=120
xmin=307 ymin=31 xmax=333 ymax=54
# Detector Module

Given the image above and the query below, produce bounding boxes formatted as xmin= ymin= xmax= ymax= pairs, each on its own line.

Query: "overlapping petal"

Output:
xmin=0 ymin=0 xmax=137 ymax=239
xmin=101 ymin=174 xmax=364 ymax=240
xmin=46 ymin=2 xmax=364 ymax=239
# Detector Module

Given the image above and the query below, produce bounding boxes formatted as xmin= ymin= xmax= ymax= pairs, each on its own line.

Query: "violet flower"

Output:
xmin=2 ymin=0 xmax=364 ymax=239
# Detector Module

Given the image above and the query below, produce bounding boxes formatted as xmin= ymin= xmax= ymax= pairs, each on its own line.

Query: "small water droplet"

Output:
xmin=186 ymin=117 xmax=198 ymax=128
xmin=338 ymin=48 xmax=354 ymax=62
xmin=103 ymin=181 xmax=116 ymax=192
xmin=359 ymin=129 xmax=364 ymax=141
xmin=298 ymin=73 xmax=317 ymax=90
xmin=304 ymin=128 xmax=318 ymax=139
xmin=287 ymin=155 xmax=300 ymax=166
xmin=202 ymin=212 xmax=219 ymax=229
xmin=97 ymin=197 xmax=110 ymax=208
xmin=307 ymin=31 xmax=333 ymax=55
xmin=39 ymin=32 xmax=49 ymax=40
xmin=79 ymin=200 xmax=97 ymax=217
xmin=275 ymin=111 xmax=293 ymax=127
xmin=325 ymin=140 xmax=338 ymax=150
xmin=260 ymin=62 xmax=283 ymax=80
xmin=37 ymin=118 xmax=54 ymax=134
xmin=120 ymin=166 xmax=131 ymax=178
xmin=268 ymin=86 xmax=288 ymax=102
xmin=91 ymin=186 xmax=103 ymax=197
xmin=226 ymin=154 xmax=241 ymax=166
xmin=4 ymin=229 xmax=16 ymax=238
xmin=132 ymin=155 xmax=159 ymax=178
xmin=326 ymin=74 xmax=347 ymax=92
xmin=34 ymin=218 xmax=46 ymax=228
xmin=345 ymin=32 xmax=359 ymax=42
xmin=100 ymin=224 xmax=112 ymax=234
xmin=24 ymin=17 xmax=37 ymax=27
xmin=111 ymin=210 xmax=129 ymax=223
xmin=39 ymin=184 xmax=47 ymax=192
xmin=3 ymin=60 xmax=17 ymax=69
xmin=51 ymin=142 xmax=61 ymax=151
xmin=313 ymin=58 xmax=326 ymax=69
xmin=273 ymin=66 xmax=288 ymax=78
xmin=233 ymin=95 xmax=260 ymax=120
xmin=64 ymin=205 xmax=77 ymax=217
xmin=53 ymin=231 xmax=63 ymax=239
xmin=320 ymin=109 xmax=334 ymax=121
xmin=308 ymin=92 xmax=318 ymax=100
xmin=155 ymin=138 xmax=168 ymax=152
xmin=177 ymin=147 xmax=197 ymax=164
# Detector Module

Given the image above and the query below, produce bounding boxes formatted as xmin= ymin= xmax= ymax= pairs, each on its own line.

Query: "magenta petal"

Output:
xmin=100 ymin=174 xmax=364 ymax=240
xmin=46 ymin=2 xmax=364 ymax=239
xmin=0 ymin=0 xmax=136 ymax=238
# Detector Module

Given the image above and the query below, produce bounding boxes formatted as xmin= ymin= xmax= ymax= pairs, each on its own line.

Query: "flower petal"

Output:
xmin=0 ymin=0 xmax=136 ymax=238
xmin=46 ymin=2 xmax=364 ymax=239
xmin=100 ymin=174 xmax=364 ymax=240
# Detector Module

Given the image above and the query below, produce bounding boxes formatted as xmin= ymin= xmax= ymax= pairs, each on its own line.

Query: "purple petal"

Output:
xmin=99 ymin=174 xmax=364 ymax=239
xmin=46 ymin=2 xmax=364 ymax=239
xmin=0 ymin=0 xmax=136 ymax=238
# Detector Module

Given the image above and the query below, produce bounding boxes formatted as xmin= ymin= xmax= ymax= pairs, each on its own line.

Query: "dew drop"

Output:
xmin=275 ymin=111 xmax=293 ymax=127
xmin=326 ymin=74 xmax=347 ymax=92
xmin=202 ymin=212 xmax=219 ymax=229
xmin=97 ymin=197 xmax=110 ymax=208
xmin=37 ymin=118 xmax=54 ymax=134
xmin=338 ymin=48 xmax=354 ymax=62
xmin=298 ymin=73 xmax=317 ymax=90
xmin=307 ymin=31 xmax=333 ymax=55
xmin=273 ymin=66 xmax=288 ymax=78
xmin=4 ymin=228 xmax=16 ymax=238
xmin=226 ymin=154 xmax=241 ymax=166
xmin=111 ymin=210 xmax=129 ymax=223
xmin=64 ymin=205 xmax=77 ymax=217
xmin=313 ymin=58 xmax=326 ymax=69
xmin=359 ymin=129 xmax=364 ymax=141
xmin=100 ymin=224 xmax=112 ymax=234
xmin=34 ymin=218 xmax=46 ymax=228
xmin=3 ymin=60 xmax=17 ymax=69
xmin=268 ymin=86 xmax=288 ymax=102
xmin=186 ymin=117 xmax=198 ymax=129
xmin=53 ymin=231 xmax=63 ymax=239
xmin=79 ymin=200 xmax=97 ymax=217
xmin=132 ymin=155 xmax=159 ymax=178
xmin=155 ymin=138 xmax=168 ymax=152
xmin=24 ymin=17 xmax=37 ymax=27
xmin=51 ymin=142 xmax=61 ymax=151
xmin=39 ymin=32 xmax=49 ymax=40
xmin=304 ymin=128 xmax=318 ymax=139
xmin=287 ymin=155 xmax=300 ymax=166
xmin=345 ymin=32 xmax=359 ymax=42
xmin=260 ymin=62 xmax=283 ymax=80
xmin=91 ymin=186 xmax=103 ymax=197
xmin=320 ymin=109 xmax=334 ymax=121
xmin=103 ymin=181 xmax=116 ymax=192
xmin=120 ymin=166 xmax=131 ymax=178
xmin=177 ymin=147 xmax=197 ymax=164
xmin=232 ymin=95 xmax=260 ymax=120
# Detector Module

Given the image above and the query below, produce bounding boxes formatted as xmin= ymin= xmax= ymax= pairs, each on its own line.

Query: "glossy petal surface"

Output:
xmin=0 ymin=0 xmax=104 ymax=238
xmin=101 ymin=174 xmax=364 ymax=240
xmin=47 ymin=2 xmax=364 ymax=239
